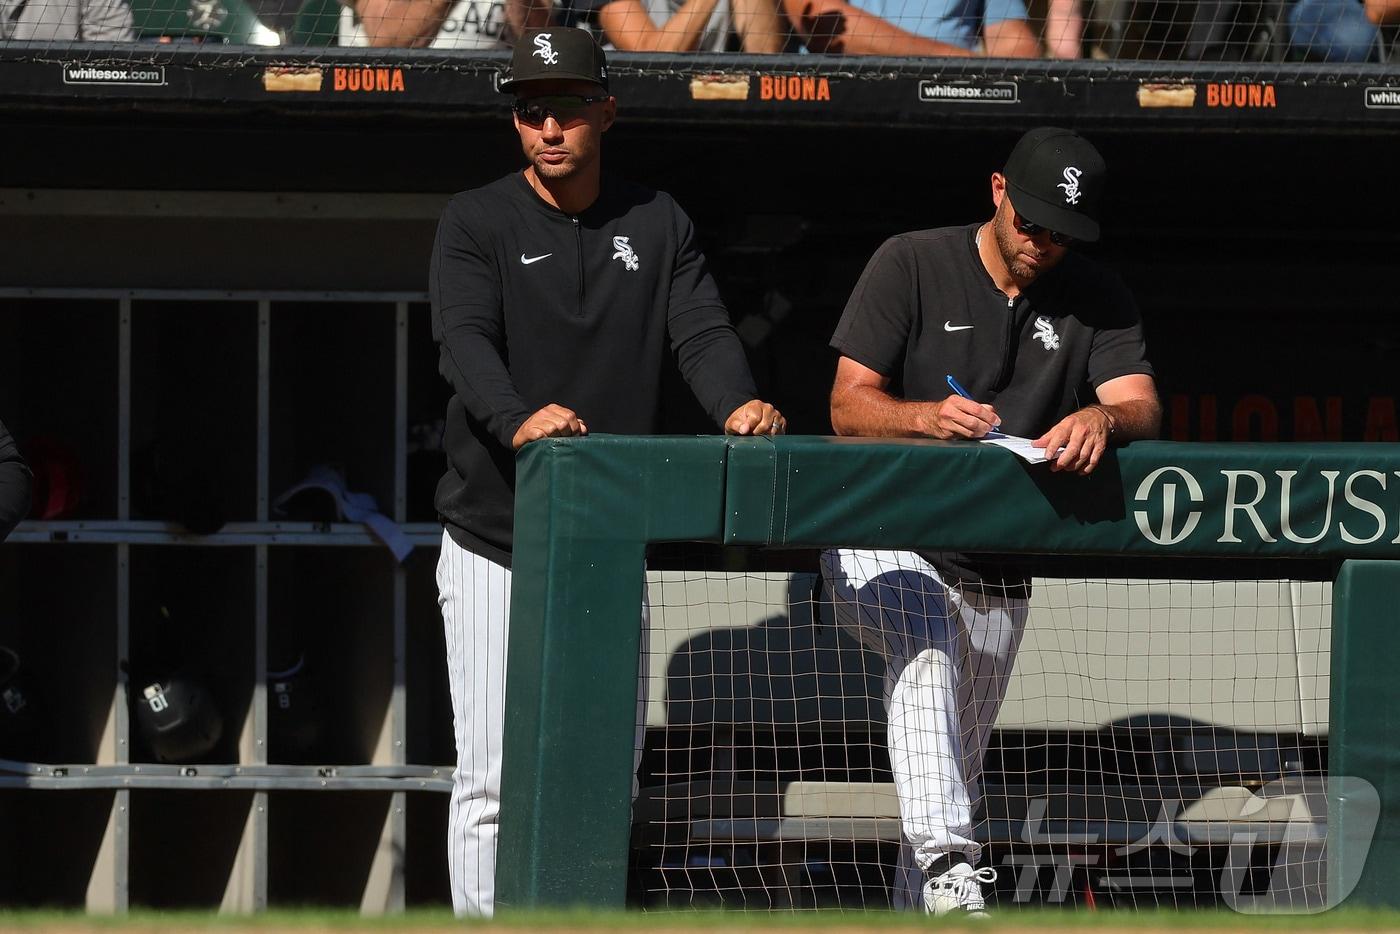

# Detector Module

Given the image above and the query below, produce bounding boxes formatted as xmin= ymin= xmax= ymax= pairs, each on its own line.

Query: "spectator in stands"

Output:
xmin=782 ymin=0 xmax=1042 ymax=55
xmin=341 ymin=0 xmax=547 ymax=47
xmin=583 ymin=0 xmax=785 ymax=52
xmin=823 ymin=127 xmax=1160 ymax=915
xmin=1042 ymin=0 xmax=1082 ymax=56
xmin=1366 ymin=0 xmax=1398 ymax=56
xmin=0 ymin=0 xmax=133 ymax=39
xmin=0 ymin=420 xmax=30 ymax=543
xmin=1287 ymin=0 xmax=1378 ymax=60
xmin=1366 ymin=0 xmax=1399 ymax=21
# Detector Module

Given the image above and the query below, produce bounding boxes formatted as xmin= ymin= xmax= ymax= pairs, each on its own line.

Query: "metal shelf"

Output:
xmin=0 ymin=760 xmax=452 ymax=793
xmin=0 ymin=292 xmax=444 ymax=913
xmin=9 ymin=520 xmax=444 ymax=547
xmin=0 ymin=286 xmax=428 ymax=302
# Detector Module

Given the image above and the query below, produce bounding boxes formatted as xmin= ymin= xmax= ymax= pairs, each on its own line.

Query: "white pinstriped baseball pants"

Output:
xmin=436 ymin=531 xmax=647 ymax=917
xmin=821 ymin=548 xmax=1027 ymax=906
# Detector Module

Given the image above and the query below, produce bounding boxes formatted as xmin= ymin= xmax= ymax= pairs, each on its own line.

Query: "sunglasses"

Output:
xmin=1013 ymin=212 xmax=1075 ymax=248
xmin=512 ymin=94 xmax=610 ymax=127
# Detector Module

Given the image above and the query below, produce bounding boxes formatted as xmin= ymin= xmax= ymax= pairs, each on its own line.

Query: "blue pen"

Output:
xmin=946 ymin=374 xmax=1003 ymax=434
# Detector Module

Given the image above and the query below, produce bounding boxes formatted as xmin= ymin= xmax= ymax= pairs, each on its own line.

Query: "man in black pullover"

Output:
xmin=429 ymin=26 xmax=784 ymax=917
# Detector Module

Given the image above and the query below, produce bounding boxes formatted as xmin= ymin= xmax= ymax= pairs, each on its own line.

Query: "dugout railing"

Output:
xmin=497 ymin=435 xmax=1400 ymax=910
xmin=2 ymin=48 xmax=1399 ymax=131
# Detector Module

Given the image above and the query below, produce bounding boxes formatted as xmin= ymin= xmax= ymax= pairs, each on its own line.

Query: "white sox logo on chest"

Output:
xmin=612 ymin=236 xmax=640 ymax=271
xmin=1033 ymin=315 xmax=1060 ymax=350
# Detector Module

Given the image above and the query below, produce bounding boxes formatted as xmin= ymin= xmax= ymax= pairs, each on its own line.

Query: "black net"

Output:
xmin=633 ymin=547 xmax=1334 ymax=911
xmin=0 ymin=0 xmax=1395 ymax=99
xmin=1 ymin=0 xmax=1395 ymax=63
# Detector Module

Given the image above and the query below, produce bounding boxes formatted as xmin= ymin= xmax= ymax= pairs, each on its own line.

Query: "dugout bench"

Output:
xmin=631 ymin=777 xmax=1333 ymax=907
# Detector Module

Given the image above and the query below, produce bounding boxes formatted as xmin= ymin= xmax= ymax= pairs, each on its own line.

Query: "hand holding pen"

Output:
xmin=935 ymin=374 xmax=1002 ymax=439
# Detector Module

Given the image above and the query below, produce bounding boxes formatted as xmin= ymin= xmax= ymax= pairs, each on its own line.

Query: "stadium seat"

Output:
xmin=129 ymin=0 xmax=281 ymax=44
xmin=1086 ymin=0 xmax=1287 ymax=60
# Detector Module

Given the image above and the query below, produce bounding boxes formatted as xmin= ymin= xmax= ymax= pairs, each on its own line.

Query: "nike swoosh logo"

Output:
xmin=944 ymin=322 xmax=974 ymax=332
xmin=520 ymin=253 xmax=552 ymax=265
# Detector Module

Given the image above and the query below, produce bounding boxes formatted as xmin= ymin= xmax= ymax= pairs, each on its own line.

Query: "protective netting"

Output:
xmin=635 ymin=551 xmax=1332 ymax=910
xmin=0 ymin=0 xmax=1395 ymax=74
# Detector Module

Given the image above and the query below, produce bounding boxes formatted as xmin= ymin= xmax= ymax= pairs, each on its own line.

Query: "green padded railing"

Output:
xmin=498 ymin=436 xmax=1400 ymax=910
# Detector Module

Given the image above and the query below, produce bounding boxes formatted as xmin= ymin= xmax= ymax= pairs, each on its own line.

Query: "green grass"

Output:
xmin=3 ymin=907 xmax=1400 ymax=931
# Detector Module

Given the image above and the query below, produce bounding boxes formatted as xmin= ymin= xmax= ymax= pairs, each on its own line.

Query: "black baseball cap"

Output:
xmin=499 ymin=27 xmax=609 ymax=94
xmin=1003 ymin=127 xmax=1106 ymax=243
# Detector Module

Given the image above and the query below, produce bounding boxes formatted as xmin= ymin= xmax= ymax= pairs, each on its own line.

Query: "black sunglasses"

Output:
xmin=512 ymin=94 xmax=610 ymax=126
xmin=1014 ymin=213 xmax=1075 ymax=248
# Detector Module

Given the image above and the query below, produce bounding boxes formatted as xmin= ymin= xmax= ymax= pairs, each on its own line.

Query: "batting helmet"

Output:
xmin=26 ymin=436 xmax=84 ymax=520
xmin=268 ymin=651 xmax=329 ymax=764
xmin=132 ymin=441 xmax=226 ymax=535
xmin=133 ymin=672 xmax=224 ymax=764
xmin=0 ymin=645 xmax=44 ymax=761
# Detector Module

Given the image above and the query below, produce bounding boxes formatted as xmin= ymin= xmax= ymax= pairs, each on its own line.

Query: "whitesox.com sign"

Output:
xmin=62 ymin=63 xmax=165 ymax=86
xmin=1132 ymin=465 xmax=1400 ymax=547
xmin=918 ymin=80 xmax=1019 ymax=104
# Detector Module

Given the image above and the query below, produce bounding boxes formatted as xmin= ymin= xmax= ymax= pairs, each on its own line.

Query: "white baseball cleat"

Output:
xmin=923 ymin=862 xmax=998 ymax=916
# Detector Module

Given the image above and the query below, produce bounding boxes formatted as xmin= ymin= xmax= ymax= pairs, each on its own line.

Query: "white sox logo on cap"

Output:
xmin=501 ymin=26 xmax=609 ymax=94
xmin=532 ymin=33 xmax=559 ymax=65
xmin=1057 ymin=166 xmax=1082 ymax=205
xmin=1003 ymin=127 xmax=1104 ymax=242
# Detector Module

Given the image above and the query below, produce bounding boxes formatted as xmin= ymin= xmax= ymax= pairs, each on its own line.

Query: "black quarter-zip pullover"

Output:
xmin=430 ymin=171 xmax=757 ymax=565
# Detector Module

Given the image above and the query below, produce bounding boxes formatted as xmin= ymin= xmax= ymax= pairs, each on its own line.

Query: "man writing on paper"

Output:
xmin=822 ymin=127 xmax=1161 ymax=914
